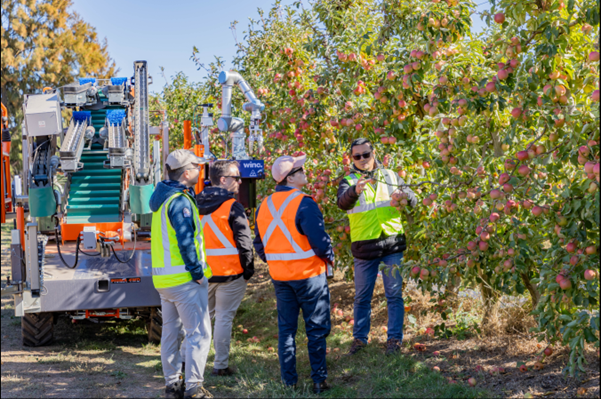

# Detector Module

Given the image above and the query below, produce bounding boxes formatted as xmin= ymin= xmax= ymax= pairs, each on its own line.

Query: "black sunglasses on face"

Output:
xmin=223 ymin=176 xmax=242 ymax=182
xmin=352 ymin=151 xmax=372 ymax=161
xmin=288 ymin=167 xmax=304 ymax=176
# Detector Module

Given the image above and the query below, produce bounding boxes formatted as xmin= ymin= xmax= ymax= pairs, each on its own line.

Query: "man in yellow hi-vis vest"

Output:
xmin=337 ymin=138 xmax=418 ymax=357
xmin=149 ymin=149 xmax=213 ymax=399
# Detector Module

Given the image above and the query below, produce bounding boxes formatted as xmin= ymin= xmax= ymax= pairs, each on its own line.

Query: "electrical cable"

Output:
xmin=109 ymin=229 xmax=137 ymax=264
xmin=54 ymin=229 xmax=80 ymax=269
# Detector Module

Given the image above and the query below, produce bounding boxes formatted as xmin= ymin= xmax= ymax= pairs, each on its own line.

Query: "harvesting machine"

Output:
xmin=1 ymin=64 xmax=268 ymax=347
xmin=1 ymin=61 xmax=170 ymax=346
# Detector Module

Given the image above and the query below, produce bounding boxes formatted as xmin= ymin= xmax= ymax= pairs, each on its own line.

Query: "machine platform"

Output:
xmin=34 ymin=242 xmax=159 ymax=313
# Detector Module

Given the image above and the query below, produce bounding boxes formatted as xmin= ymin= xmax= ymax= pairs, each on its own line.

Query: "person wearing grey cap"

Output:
xmin=149 ymin=149 xmax=213 ymax=399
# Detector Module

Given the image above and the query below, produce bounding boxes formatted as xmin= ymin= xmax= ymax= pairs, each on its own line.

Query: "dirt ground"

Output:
xmin=1 ymin=230 xmax=600 ymax=398
xmin=327 ymin=278 xmax=601 ymax=398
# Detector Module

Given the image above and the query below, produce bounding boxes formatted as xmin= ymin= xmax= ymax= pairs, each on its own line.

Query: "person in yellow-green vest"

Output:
xmin=149 ymin=149 xmax=213 ymax=399
xmin=336 ymin=138 xmax=418 ymax=357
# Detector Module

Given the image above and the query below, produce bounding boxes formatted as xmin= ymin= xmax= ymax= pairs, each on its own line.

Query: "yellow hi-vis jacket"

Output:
xmin=151 ymin=192 xmax=212 ymax=289
xmin=343 ymin=169 xmax=404 ymax=242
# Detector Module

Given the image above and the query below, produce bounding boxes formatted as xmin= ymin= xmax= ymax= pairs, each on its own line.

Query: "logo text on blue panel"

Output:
xmin=238 ymin=160 xmax=265 ymax=179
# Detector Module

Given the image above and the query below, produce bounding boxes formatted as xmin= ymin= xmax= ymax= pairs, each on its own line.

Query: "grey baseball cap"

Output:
xmin=165 ymin=149 xmax=206 ymax=169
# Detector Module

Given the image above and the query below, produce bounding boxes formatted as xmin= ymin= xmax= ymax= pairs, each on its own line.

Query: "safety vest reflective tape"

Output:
xmin=151 ymin=191 xmax=212 ymax=289
xmin=344 ymin=169 xmax=404 ymax=242
xmin=200 ymin=198 xmax=244 ymax=277
xmin=257 ymin=189 xmax=325 ymax=281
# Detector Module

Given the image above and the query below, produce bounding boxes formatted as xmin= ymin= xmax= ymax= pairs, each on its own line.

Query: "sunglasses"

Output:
xmin=223 ymin=175 xmax=242 ymax=182
xmin=285 ymin=167 xmax=304 ymax=179
xmin=352 ymin=151 xmax=372 ymax=161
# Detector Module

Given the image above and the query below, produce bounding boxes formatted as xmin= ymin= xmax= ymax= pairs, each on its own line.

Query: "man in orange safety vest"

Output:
xmin=196 ymin=160 xmax=254 ymax=377
xmin=254 ymin=153 xmax=334 ymax=394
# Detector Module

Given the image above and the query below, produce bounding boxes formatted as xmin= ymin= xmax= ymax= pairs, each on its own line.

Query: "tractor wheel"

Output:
xmin=22 ymin=312 xmax=54 ymax=347
xmin=147 ymin=307 xmax=162 ymax=344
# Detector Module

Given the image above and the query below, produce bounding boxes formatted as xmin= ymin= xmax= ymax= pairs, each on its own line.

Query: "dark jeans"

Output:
xmin=353 ymin=252 xmax=404 ymax=343
xmin=272 ymin=272 xmax=331 ymax=385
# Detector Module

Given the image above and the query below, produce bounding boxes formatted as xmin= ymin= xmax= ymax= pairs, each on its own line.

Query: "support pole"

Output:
xmin=183 ymin=120 xmax=192 ymax=150
xmin=194 ymin=144 xmax=205 ymax=194
xmin=16 ymin=205 xmax=25 ymax=251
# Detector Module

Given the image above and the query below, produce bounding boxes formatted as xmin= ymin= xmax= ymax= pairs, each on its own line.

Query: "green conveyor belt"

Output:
xmin=64 ymin=102 xmax=126 ymax=224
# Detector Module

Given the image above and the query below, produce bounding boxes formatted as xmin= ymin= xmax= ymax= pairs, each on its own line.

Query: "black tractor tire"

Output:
xmin=22 ymin=312 xmax=54 ymax=347
xmin=147 ymin=307 xmax=162 ymax=344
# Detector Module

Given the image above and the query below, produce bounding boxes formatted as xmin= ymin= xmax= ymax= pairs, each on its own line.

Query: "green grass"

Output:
xmin=201 ymin=293 xmax=491 ymax=398
xmin=0 ymin=220 xmax=491 ymax=397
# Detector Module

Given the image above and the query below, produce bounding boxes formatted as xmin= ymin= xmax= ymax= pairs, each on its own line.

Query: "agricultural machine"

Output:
xmin=1 ymin=64 xmax=266 ymax=347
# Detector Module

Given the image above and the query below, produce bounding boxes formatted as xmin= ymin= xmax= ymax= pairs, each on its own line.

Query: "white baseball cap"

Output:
xmin=165 ymin=149 xmax=206 ymax=169
xmin=271 ymin=153 xmax=307 ymax=183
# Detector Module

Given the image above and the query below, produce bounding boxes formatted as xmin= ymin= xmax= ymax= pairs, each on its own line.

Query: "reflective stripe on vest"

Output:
xmin=262 ymin=191 xmax=316 ymax=261
xmin=257 ymin=189 xmax=325 ymax=281
xmin=151 ymin=192 xmax=212 ymax=289
xmin=201 ymin=215 xmax=239 ymax=256
xmin=200 ymin=199 xmax=244 ymax=277
xmin=344 ymin=169 xmax=404 ymax=242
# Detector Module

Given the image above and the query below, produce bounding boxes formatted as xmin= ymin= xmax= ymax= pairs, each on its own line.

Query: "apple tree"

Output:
xmin=187 ymin=0 xmax=598 ymax=374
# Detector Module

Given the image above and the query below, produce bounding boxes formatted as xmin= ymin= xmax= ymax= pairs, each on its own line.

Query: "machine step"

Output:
xmin=81 ymin=162 xmax=105 ymax=170
xmin=72 ymin=169 xmax=122 ymax=176
xmin=69 ymin=197 xmax=120 ymax=204
xmin=68 ymin=190 xmax=121 ymax=196
xmin=70 ymin=182 xmax=121 ymax=190
xmin=80 ymin=154 xmax=108 ymax=162
xmin=71 ymin=175 xmax=121 ymax=184
xmin=64 ymin=214 xmax=122 ymax=224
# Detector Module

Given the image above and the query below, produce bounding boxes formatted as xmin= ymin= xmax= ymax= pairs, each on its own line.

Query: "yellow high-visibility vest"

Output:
xmin=344 ymin=169 xmax=404 ymax=242
xmin=151 ymin=192 xmax=212 ymax=289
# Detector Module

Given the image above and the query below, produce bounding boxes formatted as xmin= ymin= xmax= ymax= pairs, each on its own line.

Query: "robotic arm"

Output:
xmin=217 ymin=71 xmax=265 ymax=159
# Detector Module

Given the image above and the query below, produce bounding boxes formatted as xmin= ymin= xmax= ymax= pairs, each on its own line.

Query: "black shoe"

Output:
xmin=313 ymin=381 xmax=331 ymax=394
xmin=165 ymin=379 xmax=185 ymax=399
xmin=183 ymin=385 xmax=213 ymax=399
xmin=211 ymin=366 xmax=235 ymax=376
xmin=385 ymin=338 xmax=402 ymax=356
xmin=345 ymin=338 xmax=366 ymax=355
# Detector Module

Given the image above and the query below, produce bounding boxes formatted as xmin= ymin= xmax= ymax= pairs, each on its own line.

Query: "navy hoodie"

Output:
xmin=149 ymin=180 xmax=205 ymax=281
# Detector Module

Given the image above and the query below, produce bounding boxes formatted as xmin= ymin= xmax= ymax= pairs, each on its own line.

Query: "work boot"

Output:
xmin=165 ymin=379 xmax=185 ymax=399
xmin=211 ymin=366 xmax=235 ymax=376
xmin=183 ymin=385 xmax=213 ymax=399
xmin=345 ymin=338 xmax=366 ymax=355
xmin=313 ymin=380 xmax=331 ymax=394
xmin=385 ymin=338 xmax=402 ymax=356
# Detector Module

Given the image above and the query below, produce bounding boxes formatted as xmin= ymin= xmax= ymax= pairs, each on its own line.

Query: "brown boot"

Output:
xmin=211 ymin=366 xmax=235 ymax=376
xmin=345 ymin=338 xmax=367 ymax=355
xmin=385 ymin=338 xmax=402 ymax=356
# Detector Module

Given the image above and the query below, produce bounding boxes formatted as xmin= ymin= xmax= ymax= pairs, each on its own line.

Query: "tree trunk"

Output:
xmin=477 ymin=266 xmax=499 ymax=326
xmin=490 ymin=126 xmax=504 ymax=158
xmin=520 ymin=272 xmax=540 ymax=309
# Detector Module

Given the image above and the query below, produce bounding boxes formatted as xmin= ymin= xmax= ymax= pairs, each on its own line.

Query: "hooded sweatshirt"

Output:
xmin=149 ymin=180 xmax=205 ymax=281
xmin=337 ymin=161 xmax=418 ymax=260
xmin=196 ymin=186 xmax=255 ymax=283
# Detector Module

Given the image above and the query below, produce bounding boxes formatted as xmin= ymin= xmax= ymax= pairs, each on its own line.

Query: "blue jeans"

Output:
xmin=353 ymin=252 xmax=404 ymax=343
xmin=272 ymin=273 xmax=331 ymax=385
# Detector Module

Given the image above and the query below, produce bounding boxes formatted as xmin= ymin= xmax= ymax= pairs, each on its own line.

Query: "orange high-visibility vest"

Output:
xmin=200 ymin=199 xmax=243 ymax=278
xmin=257 ymin=189 xmax=326 ymax=281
